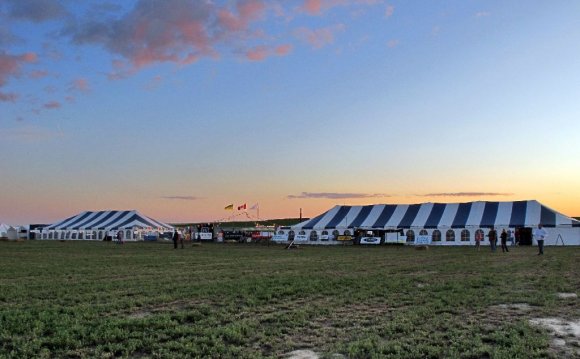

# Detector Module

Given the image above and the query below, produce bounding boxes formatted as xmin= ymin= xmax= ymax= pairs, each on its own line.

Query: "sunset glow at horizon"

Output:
xmin=1 ymin=1 xmax=580 ymax=225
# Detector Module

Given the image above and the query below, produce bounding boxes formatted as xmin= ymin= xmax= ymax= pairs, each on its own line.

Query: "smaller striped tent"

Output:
xmin=39 ymin=210 xmax=173 ymax=241
xmin=284 ymin=200 xmax=580 ymax=246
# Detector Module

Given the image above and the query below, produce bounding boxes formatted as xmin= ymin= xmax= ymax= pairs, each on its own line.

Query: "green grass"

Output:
xmin=0 ymin=242 xmax=578 ymax=358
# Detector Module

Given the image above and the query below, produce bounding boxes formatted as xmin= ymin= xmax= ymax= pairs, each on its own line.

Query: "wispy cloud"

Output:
xmin=29 ymin=70 xmax=49 ymax=79
xmin=301 ymin=0 xmax=323 ymax=15
xmin=0 ymin=51 xmax=36 ymax=102
xmin=294 ymin=24 xmax=345 ymax=49
xmin=475 ymin=11 xmax=491 ymax=18
xmin=43 ymin=101 xmax=61 ymax=109
xmin=387 ymin=39 xmax=399 ymax=48
xmin=144 ymin=75 xmax=163 ymax=91
xmin=65 ymin=0 xmax=270 ymax=70
xmin=0 ymin=51 xmax=37 ymax=89
xmin=70 ymin=78 xmax=90 ymax=92
xmin=245 ymin=44 xmax=293 ymax=61
xmin=5 ymin=0 xmax=68 ymax=23
xmin=385 ymin=4 xmax=394 ymax=18
xmin=162 ymin=196 xmax=201 ymax=201
xmin=420 ymin=192 xmax=513 ymax=197
xmin=0 ymin=92 xmax=18 ymax=102
xmin=3 ymin=125 xmax=64 ymax=142
xmin=300 ymin=0 xmax=381 ymax=16
xmin=288 ymin=192 xmax=390 ymax=199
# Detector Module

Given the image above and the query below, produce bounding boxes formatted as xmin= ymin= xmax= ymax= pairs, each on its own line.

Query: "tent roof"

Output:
xmin=0 ymin=223 xmax=11 ymax=233
xmin=45 ymin=210 xmax=173 ymax=230
xmin=292 ymin=200 xmax=580 ymax=231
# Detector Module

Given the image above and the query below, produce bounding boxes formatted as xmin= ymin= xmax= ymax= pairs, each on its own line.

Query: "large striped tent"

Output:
xmin=283 ymin=200 xmax=580 ymax=246
xmin=38 ymin=210 xmax=173 ymax=241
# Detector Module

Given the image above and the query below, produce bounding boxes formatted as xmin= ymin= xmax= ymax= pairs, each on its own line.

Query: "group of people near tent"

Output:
xmin=476 ymin=224 xmax=548 ymax=254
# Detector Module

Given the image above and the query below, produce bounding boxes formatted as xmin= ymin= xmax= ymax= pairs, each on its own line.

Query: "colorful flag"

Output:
xmin=224 ymin=204 xmax=233 ymax=210
xmin=237 ymin=203 xmax=247 ymax=210
xmin=250 ymin=203 xmax=259 ymax=210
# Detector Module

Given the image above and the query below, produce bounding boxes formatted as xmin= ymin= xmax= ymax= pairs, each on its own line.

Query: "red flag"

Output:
xmin=237 ymin=203 xmax=247 ymax=210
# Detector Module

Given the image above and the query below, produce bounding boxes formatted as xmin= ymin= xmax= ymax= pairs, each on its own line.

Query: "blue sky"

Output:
xmin=1 ymin=0 xmax=580 ymax=225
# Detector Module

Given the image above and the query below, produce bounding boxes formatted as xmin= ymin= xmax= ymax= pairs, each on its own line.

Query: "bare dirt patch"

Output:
xmin=557 ymin=293 xmax=578 ymax=299
xmin=529 ymin=318 xmax=580 ymax=358
xmin=497 ymin=303 xmax=532 ymax=311
xmin=127 ymin=310 xmax=152 ymax=319
xmin=481 ymin=302 xmax=534 ymax=326
xmin=284 ymin=350 xmax=319 ymax=359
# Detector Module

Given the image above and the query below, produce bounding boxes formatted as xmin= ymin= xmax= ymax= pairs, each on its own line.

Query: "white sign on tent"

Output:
xmin=414 ymin=235 xmax=431 ymax=246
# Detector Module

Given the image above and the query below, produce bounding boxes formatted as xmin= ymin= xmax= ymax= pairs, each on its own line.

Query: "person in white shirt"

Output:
xmin=533 ymin=224 xmax=548 ymax=255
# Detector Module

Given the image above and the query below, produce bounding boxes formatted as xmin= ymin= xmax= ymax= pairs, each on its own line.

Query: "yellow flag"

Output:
xmin=224 ymin=204 xmax=233 ymax=210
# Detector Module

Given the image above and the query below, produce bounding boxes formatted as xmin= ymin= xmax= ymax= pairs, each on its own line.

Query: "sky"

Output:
xmin=1 ymin=0 xmax=580 ymax=225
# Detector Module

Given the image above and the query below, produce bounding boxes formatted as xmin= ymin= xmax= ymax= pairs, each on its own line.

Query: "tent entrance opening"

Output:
xmin=517 ymin=227 xmax=533 ymax=245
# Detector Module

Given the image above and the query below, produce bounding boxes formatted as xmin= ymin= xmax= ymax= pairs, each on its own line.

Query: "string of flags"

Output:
xmin=217 ymin=203 xmax=260 ymax=222
xmin=224 ymin=203 xmax=259 ymax=211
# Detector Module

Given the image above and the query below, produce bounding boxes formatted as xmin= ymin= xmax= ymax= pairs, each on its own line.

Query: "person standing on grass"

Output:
xmin=500 ymin=229 xmax=509 ymax=253
xmin=179 ymin=230 xmax=184 ymax=249
xmin=475 ymin=230 xmax=483 ymax=250
xmin=116 ymin=230 xmax=123 ymax=245
xmin=172 ymin=230 xmax=178 ymax=249
xmin=488 ymin=227 xmax=497 ymax=252
xmin=534 ymin=224 xmax=547 ymax=255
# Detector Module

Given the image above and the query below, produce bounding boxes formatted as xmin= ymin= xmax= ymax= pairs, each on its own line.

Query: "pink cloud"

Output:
xmin=246 ymin=46 xmax=269 ymax=61
xmin=275 ymin=44 xmax=293 ymax=56
xmin=294 ymin=24 xmax=345 ymax=49
xmin=22 ymin=53 xmax=37 ymax=62
xmin=246 ymin=44 xmax=293 ymax=61
xmin=43 ymin=101 xmax=61 ymax=109
xmin=385 ymin=5 xmax=394 ymax=18
xmin=302 ymin=0 xmax=323 ymax=15
xmin=71 ymin=78 xmax=90 ymax=92
xmin=301 ymin=0 xmax=380 ymax=16
xmin=29 ymin=70 xmax=49 ymax=79
xmin=0 ymin=51 xmax=37 ymax=87
xmin=387 ymin=39 xmax=399 ymax=48
xmin=69 ymin=1 xmax=216 ymax=69
xmin=59 ymin=0 xmax=382 ymax=78
xmin=144 ymin=75 xmax=163 ymax=91
xmin=69 ymin=0 xmax=270 ymax=71
xmin=0 ymin=92 xmax=19 ymax=102
xmin=238 ymin=0 xmax=266 ymax=21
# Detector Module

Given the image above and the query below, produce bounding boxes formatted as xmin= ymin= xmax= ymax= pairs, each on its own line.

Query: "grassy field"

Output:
xmin=0 ymin=241 xmax=578 ymax=358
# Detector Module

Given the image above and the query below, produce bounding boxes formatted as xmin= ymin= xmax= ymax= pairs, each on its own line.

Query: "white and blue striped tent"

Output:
xmin=38 ymin=210 xmax=173 ymax=241
xmin=286 ymin=200 xmax=580 ymax=246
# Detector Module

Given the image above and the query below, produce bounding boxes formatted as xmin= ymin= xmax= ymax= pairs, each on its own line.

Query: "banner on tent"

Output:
xmin=414 ymin=235 xmax=431 ymax=246
xmin=336 ymin=235 xmax=352 ymax=241
xmin=294 ymin=234 xmax=308 ymax=242
xmin=360 ymin=237 xmax=381 ymax=245
xmin=198 ymin=233 xmax=213 ymax=241
xmin=272 ymin=234 xmax=288 ymax=242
